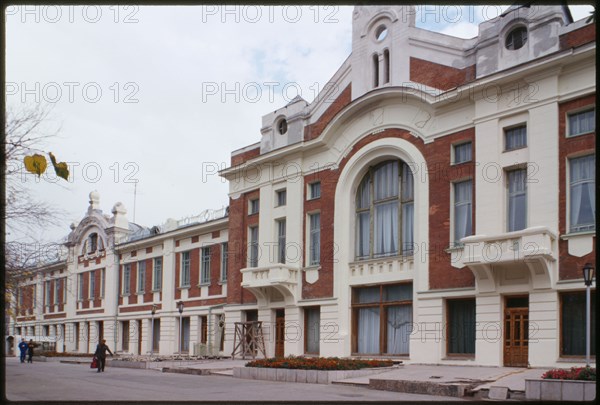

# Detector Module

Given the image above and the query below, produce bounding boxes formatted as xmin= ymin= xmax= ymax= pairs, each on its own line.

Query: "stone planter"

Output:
xmin=233 ymin=366 xmax=398 ymax=384
xmin=526 ymin=378 xmax=596 ymax=401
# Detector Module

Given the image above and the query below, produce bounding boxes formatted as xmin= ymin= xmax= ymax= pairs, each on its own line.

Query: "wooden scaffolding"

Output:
xmin=231 ymin=321 xmax=267 ymax=360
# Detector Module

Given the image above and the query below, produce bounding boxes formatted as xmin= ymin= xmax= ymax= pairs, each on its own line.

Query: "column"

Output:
xmin=284 ymin=306 xmax=302 ymax=356
xmin=258 ymin=308 xmax=274 ymax=357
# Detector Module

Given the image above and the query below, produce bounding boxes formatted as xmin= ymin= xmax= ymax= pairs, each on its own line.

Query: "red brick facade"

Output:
xmin=304 ymin=84 xmax=352 ymax=141
xmin=560 ymin=23 xmax=596 ymax=50
xmin=410 ymin=57 xmax=476 ymax=91
xmin=557 ymin=94 xmax=596 ymax=280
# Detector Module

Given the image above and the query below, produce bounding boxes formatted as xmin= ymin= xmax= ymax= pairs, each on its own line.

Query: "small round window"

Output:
xmin=505 ymin=26 xmax=528 ymax=50
xmin=277 ymin=118 xmax=288 ymax=135
xmin=375 ymin=25 xmax=388 ymax=42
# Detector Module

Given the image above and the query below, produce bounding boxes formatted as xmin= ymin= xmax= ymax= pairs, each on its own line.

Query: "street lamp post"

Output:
xmin=150 ymin=304 xmax=157 ymax=357
xmin=177 ymin=301 xmax=184 ymax=355
xmin=582 ymin=263 xmax=595 ymax=367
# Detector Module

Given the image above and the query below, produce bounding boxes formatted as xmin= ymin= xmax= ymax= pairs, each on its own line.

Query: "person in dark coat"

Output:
xmin=18 ymin=339 xmax=28 ymax=363
xmin=26 ymin=340 xmax=35 ymax=363
xmin=94 ymin=339 xmax=113 ymax=372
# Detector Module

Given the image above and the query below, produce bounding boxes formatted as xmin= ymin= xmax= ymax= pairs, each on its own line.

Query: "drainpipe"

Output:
xmin=207 ymin=303 xmax=226 ymax=356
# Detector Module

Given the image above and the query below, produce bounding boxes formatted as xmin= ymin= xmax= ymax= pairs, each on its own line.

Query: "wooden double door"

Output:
xmin=503 ymin=296 xmax=529 ymax=367
xmin=275 ymin=309 xmax=285 ymax=358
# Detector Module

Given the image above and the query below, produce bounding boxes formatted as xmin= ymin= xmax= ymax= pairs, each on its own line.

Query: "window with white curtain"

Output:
xmin=181 ymin=252 xmax=190 ymax=287
xmin=201 ymin=247 xmax=211 ymax=284
xmin=137 ymin=262 xmax=145 ymax=293
xmin=453 ymin=142 xmax=472 ymax=164
xmin=249 ymin=226 xmax=259 ymax=267
xmin=568 ymin=109 xmax=595 ymax=137
xmin=569 ymin=155 xmax=595 ymax=232
xmin=507 ymin=169 xmax=527 ymax=232
xmin=352 ymin=284 xmax=413 ymax=355
xmin=153 ymin=258 xmax=162 ymax=291
xmin=453 ymin=180 xmax=473 ymax=245
xmin=90 ymin=270 xmax=96 ymax=298
xmin=123 ymin=264 xmax=131 ymax=294
xmin=277 ymin=219 xmax=286 ymax=264
xmin=355 ymin=160 xmax=414 ymax=260
xmin=309 ymin=213 xmax=321 ymax=266
xmin=505 ymin=125 xmax=527 ymax=150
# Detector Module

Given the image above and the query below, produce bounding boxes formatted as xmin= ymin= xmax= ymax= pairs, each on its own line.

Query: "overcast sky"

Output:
xmin=6 ymin=5 xmax=593 ymax=245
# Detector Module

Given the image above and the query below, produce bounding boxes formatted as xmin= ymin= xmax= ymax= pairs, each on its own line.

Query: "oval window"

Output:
xmin=375 ymin=25 xmax=388 ymax=42
xmin=505 ymin=26 xmax=527 ymax=50
xmin=277 ymin=119 xmax=288 ymax=135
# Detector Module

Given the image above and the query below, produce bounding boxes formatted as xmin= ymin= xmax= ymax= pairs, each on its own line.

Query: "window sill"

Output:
xmin=136 ymin=291 xmax=145 ymax=295
xmin=567 ymin=131 xmax=595 ymax=138
xmin=560 ymin=231 xmax=596 ymax=240
xmin=218 ymin=280 xmax=227 ymax=285
xmin=151 ymin=289 xmax=161 ymax=293
xmin=445 ymin=245 xmax=465 ymax=253
xmin=197 ymin=283 xmax=210 ymax=287
xmin=120 ymin=294 xmax=130 ymax=297
xmin=178 ymin=286 xmax=191 ymax=290
xmin=557 ymin=357 xmax=596 ymax=363
xmin=303 ymin=265 xmax=321 ymax=271
xmin=442 ymin=355 xmax=475 ymax=361
xmin=503 ymin=146 xmax=527 ymax=153
xmin=451 ymin=160 xmax=472 ymax=166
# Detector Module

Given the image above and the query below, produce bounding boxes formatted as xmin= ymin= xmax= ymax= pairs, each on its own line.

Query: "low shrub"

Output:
xmin=39 ymin=351 xmax=95 ymax=358
xmin=245 ymin=356 xmax=394 ymax=370
xmin=541 ymin=367 xmax=596 ymax=381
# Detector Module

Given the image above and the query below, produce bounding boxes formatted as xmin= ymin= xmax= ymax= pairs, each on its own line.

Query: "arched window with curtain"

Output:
xmin=355 ymin=160 xmax=414 ymax=260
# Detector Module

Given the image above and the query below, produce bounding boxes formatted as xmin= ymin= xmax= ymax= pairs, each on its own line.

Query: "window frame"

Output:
xmin=100 ymin=269 xmax=105 ymax=298
xmin=308 ymin=181 xmax=321 ymax=200
xmin=277 ymin=219 xmax=286 ymax=264
xmin=452 ymin=179 xmax=473 ymax=247
xmin=275 ymin=189 xmax=287 ymax=207
xmin=89 ymin=270 xmax=96 ymax=299
xmin=351 ymin=283 xmax=413 ymax=356
xmin=567 ymin=108 xmax=595 ymax=138
xmin=355 ymin=160 xmax=414 ymax=260
xmin=504 ymin=125 xmax=527 ymax=151
xmin=506 ymin=168 xmax=528 ymax=232
xmin=77 ymin=273 xmax=84 ymax=301
xmin=445 ymin=298 xmax=476 ymax=357
xmin=560 ymin=291 xmax=596 ymax=358
xmin=568 ymin=154 xmax=596 ymax=233
xmin=200 ymin=246 xmax=211 ymax=285
xmin=505 ymin=25 xmax=528 ymax=50
xmin=137 ymin=261 xmax=146 ymax=293
xmin=220 ymin=242 xmax=228 ymax=283
xmin=308 ymin=212 xmax=321 ymax=266
xmin=452 ymin=141 xmax=472 ymax=165
xmin=123 ymin=264 xmax=131 ymax=295
xmin=153 ymin=257 xmax=163 ymax=291
xmin=304 ymin=306 xmax=321 ymax=355
xmin=249 ymin=199 xmax=260 ymax=215
xmin=53 ymin=279 xmax=60 ymax=305
xmin=248 ymin=226 xmax=259 ymax=267
xmin=44 ymin=280 xmax=51 ymax=307
xmin=181 ymin=251 xmax=191 ymax=288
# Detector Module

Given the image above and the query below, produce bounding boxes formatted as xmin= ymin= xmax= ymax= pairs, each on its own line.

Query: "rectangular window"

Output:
xmin=276 ymin=189 xmax=287 ymax=206
xmin=568 ymin=109 xmax=595 ymax=137
xmin=123 ymin=264 xmax=131 ymax=294
xmin=90 ymin=270 xmax=96 ymax=299
xmin=569 ymin=155 xmax=595 ymax=233
xmin=453 ymin=180 xmax=473 ymax=245
xmin=305 ymin=307 xmax=320 ymax=354
xmin=277 ymin=219 xmax=286 ymax=264
xmin=507 ymin=169 xmax=527 ymax=232
xmin=309 ymin=213 xmax=321 ymax=266
xmin=53 ymin=279 xmax=60 ymax=305
xmin=78 ymin=274 xmax=84 ymax=300
xmin=45 ymin=281 xmax=51 ymax=307
xmin=352 ymin=284 xmax=413 ymax=355
xmin=100 ymin=269 xmax=105 ymax=298
xmin=309 ymin=182 xmax=321 ymax=199
xmin=201 ymin=247 xmax=211 ymax=284
xmin=447 ymin=299 xmax=476 ymax=355
xmin=153 ymin=258 xmax=162 ymax=291
xmin=249 ymin=226 xmax=259 ymax=267
xmin=453 ymin=142 xmax=472 ymax=164
xmin=561 ymin=291 xmax=596 ymax=356
xmin=249 ymin=199 xmax=259 ymax=215
xmin=505 ymin=125 xmax=527 ymax=151
xmin=181 ymin=251 xmax=191 ymax=287
xmin=137 ymin=261 xmax=146 ymax=293
xmin=220 ymin=243 xmax=228 ymax=282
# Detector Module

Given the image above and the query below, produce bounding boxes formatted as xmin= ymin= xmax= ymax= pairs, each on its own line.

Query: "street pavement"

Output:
xmin=5 ymin=357 xmax=464 ymax=402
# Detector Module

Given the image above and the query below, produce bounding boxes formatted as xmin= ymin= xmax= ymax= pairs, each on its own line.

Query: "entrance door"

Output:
xmin=137 ymin=320 xmax=143 ymax=354
xmin=275 ymin=309 xmax=285 ymax=358
xmin=504 ymin=297 xmax=529 ymax=367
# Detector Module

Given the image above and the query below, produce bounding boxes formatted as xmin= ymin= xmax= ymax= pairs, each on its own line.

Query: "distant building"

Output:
xmin=9 ymin=5 xmax=595 ymax=367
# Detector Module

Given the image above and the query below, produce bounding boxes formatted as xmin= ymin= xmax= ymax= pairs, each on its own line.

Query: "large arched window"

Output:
xmin=355 ymin=160 xmax=414 ymax=259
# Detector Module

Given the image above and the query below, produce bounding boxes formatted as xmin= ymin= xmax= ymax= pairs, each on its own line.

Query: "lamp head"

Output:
xmin=583 ymin=263 xmax=595 ymax=286
xmin=177 ymin=300 xmax=184 ymax=314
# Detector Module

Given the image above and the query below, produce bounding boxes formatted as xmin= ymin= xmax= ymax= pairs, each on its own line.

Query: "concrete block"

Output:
xmin=307 ymin=370 xmax=318 ymax=384
xmin=267 ymin=368 xmax=277 ymax=381
xmin=584 ymin=382 xmax=596 ymax=401
xmin=525 ymin=380 xmax=541 ymax=400
xmin=276 ymin=368 xmax=287 ymax=382
xmin=488 ymin=386 xmax=509 ymax=400
xmin=295 ymin=369 xmax=307 ymax=383
xmin=233 ymin=367 xmax=241 ymax=378
xmin=562 ymin=381 xmax=584 ymax=401
xmin=285 ymin=369 xmax=297 ymax=382
xmin=258 ymin=367 xmax=268 ymax=381
xmin=331 ymin=370 xmax=345 ymax=382
xmin=541 ymin=381 xmax=562 ymax=401
xmin=240 ymin=367 xmax=252 ymax=379
xmin=317 ymin=370 xmax=329 ymax=384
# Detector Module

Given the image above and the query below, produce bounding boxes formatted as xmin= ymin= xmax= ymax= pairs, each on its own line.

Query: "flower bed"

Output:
xmin=40 ymin=351 xmax=95 ymax=358
xmin=542 ymin=367 xmax=596 ymax=381
xmin=245 ymin=356 xmax=394 ymax=370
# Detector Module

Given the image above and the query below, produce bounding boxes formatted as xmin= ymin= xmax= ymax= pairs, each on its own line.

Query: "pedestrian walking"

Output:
xmin=26 ymin=340 xmax=36 ymax=363
xmin=18 ymin=339 xmax=28 ymax=363
xmin=94 ymin=339 xmax=113 ymax=372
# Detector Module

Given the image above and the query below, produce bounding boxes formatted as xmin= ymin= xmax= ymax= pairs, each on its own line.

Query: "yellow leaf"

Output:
xmin=49 ymin=152 xmax=69 ymax=181
xmin=23 ymin=154 xmax=48 ymax=176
